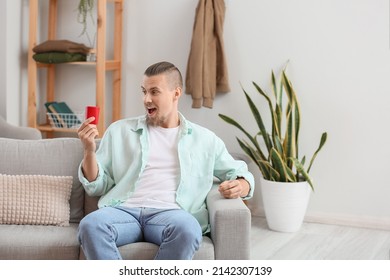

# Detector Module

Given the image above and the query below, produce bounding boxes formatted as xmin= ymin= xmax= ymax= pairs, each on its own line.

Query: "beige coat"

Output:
xmin=185 ymin=0 xmax=230 ymax=108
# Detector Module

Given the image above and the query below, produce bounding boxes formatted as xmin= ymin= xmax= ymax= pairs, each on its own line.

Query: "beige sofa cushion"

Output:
xmin=0 ymin=174 xmax=72 ymax=226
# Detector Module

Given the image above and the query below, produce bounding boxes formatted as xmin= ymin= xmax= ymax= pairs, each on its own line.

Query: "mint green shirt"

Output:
xmin=79 ymin=113 xmax=255 ymax=233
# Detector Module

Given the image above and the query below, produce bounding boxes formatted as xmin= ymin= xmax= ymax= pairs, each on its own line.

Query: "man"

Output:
xmin=77 ymin=61 xmax=254 ymax=260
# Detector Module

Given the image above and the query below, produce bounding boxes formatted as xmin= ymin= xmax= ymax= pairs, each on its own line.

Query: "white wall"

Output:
xmin=6 ymin=0 xmax=390 ymax=229
xmin=0 ymin=1 xmax=23 ymax=124
xmin=0 ymin=1 xmax=6 ymax=118
xmin=124 ymin=0 xmax=390 ymax=230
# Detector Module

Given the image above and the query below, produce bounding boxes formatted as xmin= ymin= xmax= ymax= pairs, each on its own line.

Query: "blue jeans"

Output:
xmin=78 ymin=207 xmax=202 ymax=260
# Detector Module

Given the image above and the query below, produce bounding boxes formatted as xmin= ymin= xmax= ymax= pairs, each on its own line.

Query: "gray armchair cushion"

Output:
xmin=80 ymin=236 xmax=215 ymax=260
xmin=0 ymin=116 xmax=42 ymax=140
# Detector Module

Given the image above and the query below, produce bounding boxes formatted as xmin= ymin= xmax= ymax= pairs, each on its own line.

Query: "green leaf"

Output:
xmin=285 ymin=164 xmax=297 ymax=182
xmin=291 ymin=158 xmax=314 ymax=191
xmin=243 ymin=89 xmax=273 ymax=152
xmin=218 ymin=114 xmax=265 ymax=160
xmin=282 ymin=71 xmax=300 ymax=159
xmin=272 ymin=70 xmax=283 ymax=111
xmin=272 ymin=70 xmax=284 ymax=136
xmin=283 ymin=109 xmax=296 ymax=168
xmin=307 ymin=132 xmax=328 ymax=173
xmin=275 ymin=103 xmax=283 ymax=139
xmin=252 ymin=82 xmax=281 ymax=139
xmin=301 ymin=156 xmax=306 ymax=167
xmin=271 ymin=71 xmax=278 ymax=102
xmin=273 ymin=134 xmax=284 ymax=160
xmin=237 ymin=138 xmax=265 ymax=171
xmin=291 ymin=158 xmax=314 ymax=192
xmin=261 ymin=160 xmax=280 ymax=181
xmin=270 ymin=148 xmax=288 ymax=182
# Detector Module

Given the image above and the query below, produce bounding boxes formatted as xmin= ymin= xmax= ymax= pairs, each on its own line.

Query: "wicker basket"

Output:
xmin=47 ymin=112 xmax=84 ymax=129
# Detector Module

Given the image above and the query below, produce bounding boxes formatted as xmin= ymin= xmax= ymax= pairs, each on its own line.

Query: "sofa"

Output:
xmin=0 ymin=137 xmax=252 ymax=260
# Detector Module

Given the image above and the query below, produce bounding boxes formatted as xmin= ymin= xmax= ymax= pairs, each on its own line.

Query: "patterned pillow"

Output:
xmin=0 ymin=174 xmax=72 ymax=226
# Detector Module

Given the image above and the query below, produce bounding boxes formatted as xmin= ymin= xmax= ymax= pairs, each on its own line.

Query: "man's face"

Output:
xmin=141 ymin=73 xmax=180 ymax=128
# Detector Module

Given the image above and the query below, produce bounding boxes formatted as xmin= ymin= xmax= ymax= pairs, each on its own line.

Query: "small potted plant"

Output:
xmin=219 ymin=64 xmax=327 ymax=232
xmin=77 ymin=0 xmax=96 ymax=61
xmin=77 ymin=0 xmax=95 ymax=36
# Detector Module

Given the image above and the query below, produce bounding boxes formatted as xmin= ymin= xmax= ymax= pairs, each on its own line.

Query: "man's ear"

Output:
xmin=174 ymin=87 xmax=182 ymax=100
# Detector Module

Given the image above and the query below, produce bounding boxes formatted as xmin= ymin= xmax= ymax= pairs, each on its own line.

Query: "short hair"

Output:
xmin=144 ymin=61 xmax=183 ymax=89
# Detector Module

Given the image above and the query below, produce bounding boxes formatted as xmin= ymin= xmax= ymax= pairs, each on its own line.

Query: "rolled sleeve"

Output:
xmin=78 ymin=161 xmax=106 ymax=196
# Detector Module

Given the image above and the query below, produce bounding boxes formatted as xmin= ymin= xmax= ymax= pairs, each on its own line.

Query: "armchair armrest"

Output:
xmin=206 ymin=185 xmax=251 ymax=259
xmin=0 ymin=116 xmax=41 ymax=140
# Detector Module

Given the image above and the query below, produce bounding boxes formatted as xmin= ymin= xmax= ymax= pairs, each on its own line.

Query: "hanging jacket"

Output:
xmin=185 ymin=0 xmax=230 ymax=109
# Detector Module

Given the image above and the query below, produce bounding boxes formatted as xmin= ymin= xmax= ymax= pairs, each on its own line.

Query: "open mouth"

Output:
xmin=147 ymin=108 xmax=157 ymax=115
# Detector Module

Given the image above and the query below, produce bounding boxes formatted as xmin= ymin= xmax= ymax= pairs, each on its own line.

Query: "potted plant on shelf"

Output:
xmin=77 ymin=0 xmax=96 ymax=61
xmin=77 ymin=0 xmax=95 ymax=36
xmin=219 ymin=64 xmax=327 ymax=232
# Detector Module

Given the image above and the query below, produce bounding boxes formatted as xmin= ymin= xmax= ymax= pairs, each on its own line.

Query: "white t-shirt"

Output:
xmin=121 ymin=125 xmax=181 ymax=209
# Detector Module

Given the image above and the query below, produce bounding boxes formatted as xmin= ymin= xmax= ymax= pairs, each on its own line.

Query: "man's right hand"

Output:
xmin=78 ymin=117 xmax=99 ymax=182
xmin=78 ymin=117 xmax=99 ymax=153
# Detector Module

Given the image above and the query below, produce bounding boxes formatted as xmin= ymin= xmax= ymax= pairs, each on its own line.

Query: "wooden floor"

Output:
xmin=250 ymin=216 xmax=390 ymax=260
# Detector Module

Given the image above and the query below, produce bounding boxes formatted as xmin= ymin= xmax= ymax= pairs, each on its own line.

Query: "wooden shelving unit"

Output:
xmin=27 ymin=0 xmax=123 ymax=137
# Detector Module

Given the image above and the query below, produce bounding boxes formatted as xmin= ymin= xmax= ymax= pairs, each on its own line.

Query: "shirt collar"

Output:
xmin=132 ymin=112 xmax=193 ymax=135
xmin=178 ymin=112 xmax=193 ymax=136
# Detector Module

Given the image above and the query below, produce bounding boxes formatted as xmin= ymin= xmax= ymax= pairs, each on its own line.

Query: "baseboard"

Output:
xmin=252 ymin=210 xmax=390 ymax=231
xmin=304 ymin=212 xmax=390 ymax=231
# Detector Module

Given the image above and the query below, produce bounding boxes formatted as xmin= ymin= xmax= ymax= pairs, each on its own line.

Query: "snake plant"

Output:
xmin=219 ymin=68 xmax=327 ymax=191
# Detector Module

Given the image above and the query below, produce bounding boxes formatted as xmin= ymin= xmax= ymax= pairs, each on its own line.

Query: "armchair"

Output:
xmin=81 ymin=185 xmax=252 ymax=260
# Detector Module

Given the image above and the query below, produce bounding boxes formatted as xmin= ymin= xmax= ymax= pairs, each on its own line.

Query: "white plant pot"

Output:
xmin=260 ymin=177 xmax=311 ymax=233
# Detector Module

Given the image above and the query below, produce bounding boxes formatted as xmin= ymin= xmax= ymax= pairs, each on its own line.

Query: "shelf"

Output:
xmin=37 ymin=123 xmax=78 ymax=133
xmin=28 ymin=0 xmax=123 ymax=138
xmin=36 ymin=60 xmax=121 ymax=70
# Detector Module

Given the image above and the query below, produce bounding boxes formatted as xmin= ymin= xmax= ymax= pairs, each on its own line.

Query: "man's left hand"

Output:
xmin=218 ymin=178 xmax=250 ymax=199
